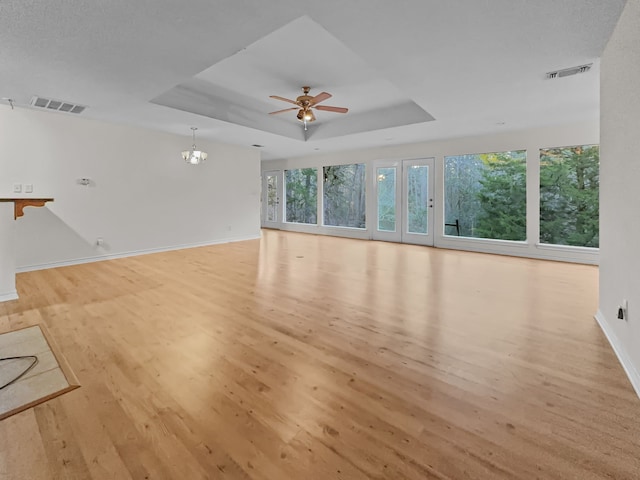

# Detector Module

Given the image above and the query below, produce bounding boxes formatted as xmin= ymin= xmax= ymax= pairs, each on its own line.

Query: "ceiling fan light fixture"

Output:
xmin=182 ymin=127 xmax=207 ymax=165
xmin=296 ymin=109 xmax=314 ymax=122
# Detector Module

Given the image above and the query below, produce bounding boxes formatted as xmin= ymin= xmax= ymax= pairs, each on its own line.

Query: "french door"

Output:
xmin=261 ymin=170 xmax=282 ymax=228
xmin=373 ymin=158 xmax=435 ymax=245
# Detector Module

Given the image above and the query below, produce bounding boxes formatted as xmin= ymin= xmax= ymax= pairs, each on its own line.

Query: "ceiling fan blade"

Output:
xmin=310 ymin=92 xmax=332 ymax=105
xmin=315 ymin=105 xmax=348 ymax=114
xmin=269 ymin=95 xmax=299 ymax=106
xmin=269 ymin=107 xmax=298 ymax=115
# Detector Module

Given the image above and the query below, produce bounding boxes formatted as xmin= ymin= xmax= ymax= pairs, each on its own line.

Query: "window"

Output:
xmin=377 ymin=167 xmax=396 ymax=231
xmin=285 ymin=168 xmax=317 ymax=224
xmin=407 ymin=165 xmax=429 ymax=234
xmin=266 ymin=175 xmax=278 ymax=222
xmin=444 ymin=150 xmax=527 ymax=241
xmin=323 ymin=164 xmax=366 ymax=228
xmin=539 ymin=145 xmax=599 ymax=247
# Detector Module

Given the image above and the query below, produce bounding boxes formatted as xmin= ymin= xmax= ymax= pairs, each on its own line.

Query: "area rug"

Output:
xmin=0 ymin=324 xmax=80 ymax=421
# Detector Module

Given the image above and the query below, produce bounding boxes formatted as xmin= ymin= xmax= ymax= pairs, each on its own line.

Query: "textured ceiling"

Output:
xmin=0 ymin=0 xmax=627 ymax=160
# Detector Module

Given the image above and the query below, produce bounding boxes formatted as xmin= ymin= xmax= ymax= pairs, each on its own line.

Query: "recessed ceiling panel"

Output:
xmin=151 ymin=15 xmax=434 ymax=142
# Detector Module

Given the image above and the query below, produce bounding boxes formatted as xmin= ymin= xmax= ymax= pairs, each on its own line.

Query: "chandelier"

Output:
xmin=181 ymin=127 xmax=207 ymax=165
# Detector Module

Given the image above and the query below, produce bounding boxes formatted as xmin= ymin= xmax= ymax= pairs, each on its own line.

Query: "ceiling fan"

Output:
xmin=269 ymin=86 xmax=348 ymax=129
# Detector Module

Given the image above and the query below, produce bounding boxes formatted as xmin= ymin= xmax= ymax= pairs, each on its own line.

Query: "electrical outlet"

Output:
xmin=617 ymin=300 xmax=629 ymax=321
xmin=24 ymin=184 xmax=33 ymax=193
xmin=13 ymin=184 xmax=22 ymax=193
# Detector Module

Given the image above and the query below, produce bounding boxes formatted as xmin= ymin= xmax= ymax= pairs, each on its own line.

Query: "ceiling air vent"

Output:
xmin=546 ymin=63 xmax=592 ymax=80
xmin=30 ymin=96 xmax=86 ymax=114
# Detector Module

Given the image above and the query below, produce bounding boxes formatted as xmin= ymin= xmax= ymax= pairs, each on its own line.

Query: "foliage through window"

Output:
xmin=540 ymin=145 xmax=599 ymax=247
xmin=377 ymin=168 xmax=396 ymax=231
xmin=407 ymin=165 xmax=429 ymax=234
xmin=266 ymin=175 xmax=278 ymax=222
xmin=323 ymin=164 xmax=366 ymax=228
xmin=444 ymin=151 xmax=527 ymax=241
xmin=285 ymin=168 xmax=317 ymax=224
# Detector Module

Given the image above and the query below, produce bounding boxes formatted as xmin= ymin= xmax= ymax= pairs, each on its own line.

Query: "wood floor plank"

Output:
xmin=0 ymin=410 xmax=54 ymax=480
xmin=34 ymin=401 xmax=92 ymax=480
xmin=0 ymin=230 xmax=639 ymax=479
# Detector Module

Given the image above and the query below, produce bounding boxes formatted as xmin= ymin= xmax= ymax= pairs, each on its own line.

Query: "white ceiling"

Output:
xmin=0 ymin=0 xmax=626 ymax=160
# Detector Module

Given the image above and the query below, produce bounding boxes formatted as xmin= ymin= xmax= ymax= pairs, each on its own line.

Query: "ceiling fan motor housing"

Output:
xmin=296 ymin=87 xmax=313 ymax=107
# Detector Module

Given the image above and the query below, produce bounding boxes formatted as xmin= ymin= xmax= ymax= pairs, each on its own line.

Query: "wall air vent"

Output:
xmin=30 ymin=96 xmax=86 ymax=114
xmin=546 ymin=63 xmax=592 ymax=80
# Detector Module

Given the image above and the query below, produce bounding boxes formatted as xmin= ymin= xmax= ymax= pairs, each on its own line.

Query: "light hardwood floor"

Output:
xmin=0 ymin=230 xmax=639 ymax=479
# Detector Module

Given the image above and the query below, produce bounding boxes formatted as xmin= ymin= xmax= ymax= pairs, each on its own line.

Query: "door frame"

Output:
xmin=372 ymin=158 xmax=435 ymax=246
xmin=261 ymin=170 xmax=283 ymax=229
xmin=372 ymin=160 xmax=402 ymax=242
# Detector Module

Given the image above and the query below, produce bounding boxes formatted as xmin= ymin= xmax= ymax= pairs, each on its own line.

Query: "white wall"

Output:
xmin=0 ymin=106 xmax=261 ymax=292
xmin=598 ymin=0 xmax=640 ymax=397
xmin=263 ymin=121 xmax=599 ymax=263
xmin=0 ymin=203 xmax=17 ymax=301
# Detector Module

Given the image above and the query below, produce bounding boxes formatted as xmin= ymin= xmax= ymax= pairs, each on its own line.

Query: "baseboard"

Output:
xmin=15 ymin=234 xmax=261 ymax=273
xmin=594 ymin=310 xmax=640 ymax=399
xmin=0 ymin=291 xmax=18 ymax=303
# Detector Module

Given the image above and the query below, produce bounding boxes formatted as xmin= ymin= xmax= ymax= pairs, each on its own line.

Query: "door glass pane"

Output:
xmin=323 ymin=164 xmax=366 ymax=228
xmin=285 ymin=168 xmax=317 ymax=224
xmin=266 ymin=175 xmax=278 ymax=222
xmin=540 ymin=145 xmax=599 ymax=247
xmin=377 ymin=167 xmax=396 ymax=232
xmin=407 ymin=165 xmax=429 ymax=234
